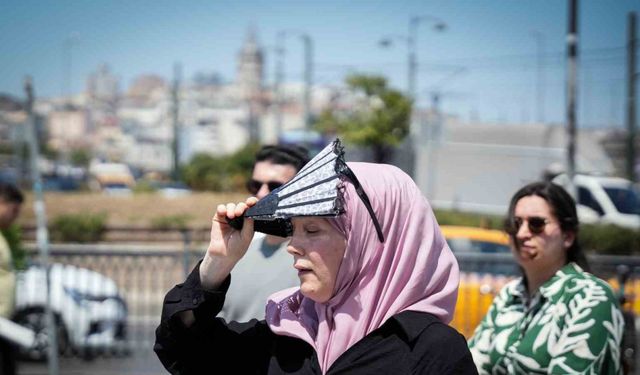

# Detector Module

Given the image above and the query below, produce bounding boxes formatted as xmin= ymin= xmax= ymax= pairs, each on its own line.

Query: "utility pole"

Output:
xmin=532 ymin=31 xmax=546 ymax=124
xmin=24 ymin=77 xmax=59 ymax=375
xmin=408 ymin=19 xmax=418 ymax=101
xmin=275 ymin=32 xmax=285 ymax=141
xmin=566 ymin=0 xmax=579 ymax=185
xmin=425 ymin=93 xmax=441 ymax=200
xmin=626 ymin=12 xmax=637 ymax=182
xmin=302 ymin=34 xmax=313 ymax=134
xmin=171 ymin=63 xmax=182 ymax=181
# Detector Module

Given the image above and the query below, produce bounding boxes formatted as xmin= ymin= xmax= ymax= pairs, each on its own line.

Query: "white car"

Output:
xmin=552 ymin=173 xmax=640 ymax=229
xmin=13 ymin=263 xmax=128 ymax=360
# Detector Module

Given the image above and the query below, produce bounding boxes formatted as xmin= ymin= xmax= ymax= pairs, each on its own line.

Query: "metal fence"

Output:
xmin=16 ymin=244 xmax=640 ymax=373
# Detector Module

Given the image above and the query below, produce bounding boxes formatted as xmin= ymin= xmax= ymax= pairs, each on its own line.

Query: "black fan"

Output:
xmin=228 ymin=139 xmax=383 ymax=242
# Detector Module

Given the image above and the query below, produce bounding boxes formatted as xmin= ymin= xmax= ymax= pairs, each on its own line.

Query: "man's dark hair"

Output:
xmin=254 ymin=144 xmax=310 ymax=172
xmin=0 ymin=182 xmax=24 ymax=204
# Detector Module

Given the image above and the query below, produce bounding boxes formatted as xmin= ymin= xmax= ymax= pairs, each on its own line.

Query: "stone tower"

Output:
xmin=236 ymin=27 xmax=264 ymax=102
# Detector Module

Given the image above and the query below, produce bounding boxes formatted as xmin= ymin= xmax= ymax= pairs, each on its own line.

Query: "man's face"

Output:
xmin=250 ymin=161 xmax=298 ymax=200
xmin=0 ymin=200 xmax=21 ymax=229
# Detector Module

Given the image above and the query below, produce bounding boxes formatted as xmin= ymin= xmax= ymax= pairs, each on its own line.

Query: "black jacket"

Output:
xmin=154 ymin=265 xmax=478 ymax=375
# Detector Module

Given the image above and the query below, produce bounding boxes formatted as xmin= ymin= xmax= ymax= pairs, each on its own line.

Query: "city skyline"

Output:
xmin=1 ymin=0 xmax=639 ymax=127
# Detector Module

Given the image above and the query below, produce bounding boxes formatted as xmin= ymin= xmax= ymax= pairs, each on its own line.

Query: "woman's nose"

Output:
xmin=287 ymin=244 xmax=303 ymax=256
xmin=256 ymin=184 xmax=270 ymax=200
xmin=287 ymin=236 xmax=305 ymax=256
xmin=516 ymin=221 xmax=531 ymax=239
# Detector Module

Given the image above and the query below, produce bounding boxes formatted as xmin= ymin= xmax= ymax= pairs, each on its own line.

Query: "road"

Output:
xmin=18 ymin=319 xmax=168 ymax=375
xmin=19 ymin=349 xmax=167 ymax=375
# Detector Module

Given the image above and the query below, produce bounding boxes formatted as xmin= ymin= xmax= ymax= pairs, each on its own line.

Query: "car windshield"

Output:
xmin=446 ymin=238 xmax=516 ymax=275
xmin=604 ymin=187 xmax=640 ymax=215
xmin=446 ymin=238 xmax=510 ymax=254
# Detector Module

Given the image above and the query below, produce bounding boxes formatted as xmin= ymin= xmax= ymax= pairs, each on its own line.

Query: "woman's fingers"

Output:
xmin=234 ymin=202 xmax=247 ymax=217
xmin=225 ymin=202 xmax=236 ymax=218
xmin=246 ymin=196 xmax=258 ymax=207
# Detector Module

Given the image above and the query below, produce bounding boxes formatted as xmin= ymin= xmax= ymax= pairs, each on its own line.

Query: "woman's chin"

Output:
xmin=300 ymin=284 xmax=330 ymax=303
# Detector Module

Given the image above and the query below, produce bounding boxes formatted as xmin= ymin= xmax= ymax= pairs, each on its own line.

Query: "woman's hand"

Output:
xmin=199 ymin=196 xmax=258 ymax=290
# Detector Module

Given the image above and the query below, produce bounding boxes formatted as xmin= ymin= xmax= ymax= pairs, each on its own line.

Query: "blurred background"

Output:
xmin=1 ymin=0 xmax=640 ymax=374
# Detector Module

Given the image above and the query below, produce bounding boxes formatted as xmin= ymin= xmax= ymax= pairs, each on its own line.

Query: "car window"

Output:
xmin=446 ymin=238 xmax=510 ymax=254
xmin=604 ymin=187 xmax=640 ymax=215
xmin=578 ymin=187 xmax=605 ymax=216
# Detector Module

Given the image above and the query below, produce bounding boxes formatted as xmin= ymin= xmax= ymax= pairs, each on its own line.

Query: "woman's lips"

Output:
xmin=294 ymin=264 xmax=312 ymax=275
xmin=519 ymin=245 xmax=538 ymax=259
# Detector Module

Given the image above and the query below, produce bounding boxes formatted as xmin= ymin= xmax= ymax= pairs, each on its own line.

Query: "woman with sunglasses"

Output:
xmin=154 ymin=144 xmax=477 ymax=374
xmin=468 ymin=181 xmax=624 ymax=374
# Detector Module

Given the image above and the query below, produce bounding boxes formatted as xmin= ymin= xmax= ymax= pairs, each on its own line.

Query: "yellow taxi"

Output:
xmin=442 ymin=225 xmax=640 ymax=340
xmin=440 ymin=226 xmax=514 ymax=338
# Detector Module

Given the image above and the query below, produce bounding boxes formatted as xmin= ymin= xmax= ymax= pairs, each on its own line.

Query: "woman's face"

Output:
xmin=287 ymin=217 xmax=347 ymax=303
xmin=510 ymin=195 xmax=574 ymax=275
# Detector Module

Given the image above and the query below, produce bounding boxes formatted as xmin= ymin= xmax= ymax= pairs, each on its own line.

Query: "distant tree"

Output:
xmin=181 ymin=143 xmax=260 ymax=192
xmin=315 ymin=74 xmax=412 ymax=163
xmin=70 ymin=148 xmax=91 ymax=167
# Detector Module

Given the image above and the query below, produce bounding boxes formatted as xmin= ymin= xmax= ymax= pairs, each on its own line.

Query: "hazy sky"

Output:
xmin=1 ymin=0 xmax=638 ymax=126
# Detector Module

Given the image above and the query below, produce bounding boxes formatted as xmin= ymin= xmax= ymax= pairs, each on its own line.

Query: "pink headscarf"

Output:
xmin=265 ymin=162 xmax=459 ymax=373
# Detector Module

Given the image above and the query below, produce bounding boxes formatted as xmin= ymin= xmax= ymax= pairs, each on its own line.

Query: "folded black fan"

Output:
xmin=228 ymin=138 xmax=384 ymax=242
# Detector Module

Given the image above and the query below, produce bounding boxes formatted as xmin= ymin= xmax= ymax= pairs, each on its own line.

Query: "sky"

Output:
xmin=1 ymin=0 xmax=638 ymax=127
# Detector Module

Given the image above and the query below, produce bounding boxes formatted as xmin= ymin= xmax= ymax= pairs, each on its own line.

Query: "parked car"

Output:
xmin=13 ymin=263 xmax=128 ymax=360
xmin=441 ymin=226 xmax=515 ymax=338
xmin=154 ymin=181 xmax=192 ymax=198
xmin=552 ymin=173 xmax=640 ymax=229
xmin=441 ymin=225 xmax=516 ymax=275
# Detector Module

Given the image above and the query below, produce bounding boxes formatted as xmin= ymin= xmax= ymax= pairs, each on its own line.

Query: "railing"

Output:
xmin=16 ymin=244 xmax=640 ymax=374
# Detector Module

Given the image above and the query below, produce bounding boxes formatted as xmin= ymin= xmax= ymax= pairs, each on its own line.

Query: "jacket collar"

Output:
xmin=392 ymin=310 xmax=442 ymax=342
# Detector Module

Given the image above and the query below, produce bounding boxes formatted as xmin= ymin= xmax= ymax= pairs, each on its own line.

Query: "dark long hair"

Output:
xmin=505 ymin=181 xmax=590 ymax=272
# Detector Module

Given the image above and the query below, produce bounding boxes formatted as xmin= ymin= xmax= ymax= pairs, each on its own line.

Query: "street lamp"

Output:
xmin=379 ymin=15 xmax=446 ymax=135
xmin=62 ymin=34 xmax=80 ymax=104
xmin=378 ymin=14 xmax=446 ymax=187
xmin=274 ymin=31 xmax=286 ymax=140
xmin=531 ymin=30 xmax=546 ymax=124
xmin=408 ymin=16 xmax=447 ymax=101
xmin=275 ymin=30 xmax=314 ymax=138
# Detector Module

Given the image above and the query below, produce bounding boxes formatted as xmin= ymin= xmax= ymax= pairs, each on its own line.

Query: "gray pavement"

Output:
xmin=19 ymin=349 xmax=167 ymax=375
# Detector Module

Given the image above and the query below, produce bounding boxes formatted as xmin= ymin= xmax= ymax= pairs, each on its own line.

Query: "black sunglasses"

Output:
xmin=505 ymin=216 xmax=550 ymax=235
xmin=246 ymin=179 xmax=284 ymax=195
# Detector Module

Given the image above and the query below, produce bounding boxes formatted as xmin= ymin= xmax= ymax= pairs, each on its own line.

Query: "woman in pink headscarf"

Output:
xmin=155 ymin=162 xmax=477 ymax=374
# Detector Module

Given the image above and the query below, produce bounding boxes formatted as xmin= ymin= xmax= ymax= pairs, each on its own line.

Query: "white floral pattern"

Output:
xmin=468 ymin=263 xmax=624 ymax=375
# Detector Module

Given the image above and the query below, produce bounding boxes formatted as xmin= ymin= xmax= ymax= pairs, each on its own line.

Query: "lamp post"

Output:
xmin=274 ymin=31 xmax=285 ymax=141
xmin=531 ymin=30 xmax=546 ymax=124
xmin=62 ymin=34 xmax=79 ymax=104
xmin=276 ymin=30 xmax=314 ymax=138
xmin=379 ymin=15 xmax=446 ymax=135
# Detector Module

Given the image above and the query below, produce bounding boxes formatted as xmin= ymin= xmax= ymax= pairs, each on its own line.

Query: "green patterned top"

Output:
xmin=468 ymin=262 xmax=624 ymax=374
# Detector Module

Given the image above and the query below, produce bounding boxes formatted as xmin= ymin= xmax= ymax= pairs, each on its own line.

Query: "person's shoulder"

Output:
xmin=492 ymin=277 xmax=524 ymax=304
xmin=560 ymin=263 xmax=617 ymax=299
xmin=394 ymin=311 xmax=477 ymax=373
xmin=394 ymin=311 xmax=467 ymax=348
xmin=541 ymin=264 xmax=619 ymax=316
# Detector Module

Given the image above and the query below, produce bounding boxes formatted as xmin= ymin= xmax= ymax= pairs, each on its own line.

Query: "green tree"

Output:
xmin=70 ymin=148 xmax=91 ymax=167
xmin=315 ymin=74 xmax=412 ymax=163
xmin=181 ymin=143 xmax=260 ymax=192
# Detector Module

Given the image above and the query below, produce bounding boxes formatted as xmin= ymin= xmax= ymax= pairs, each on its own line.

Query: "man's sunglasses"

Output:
xmin=246 ymin=179 xmax=284 ymax=195
xmin=505 ymin=216 xmax=551 ymax=235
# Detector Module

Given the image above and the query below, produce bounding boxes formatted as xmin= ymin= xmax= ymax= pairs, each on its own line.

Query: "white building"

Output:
xmin=414 ymin=120 xmax=615 ymax=215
